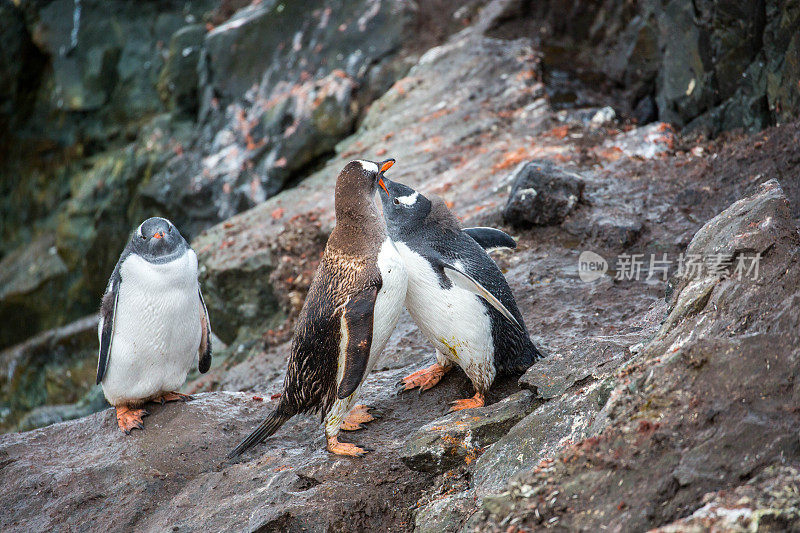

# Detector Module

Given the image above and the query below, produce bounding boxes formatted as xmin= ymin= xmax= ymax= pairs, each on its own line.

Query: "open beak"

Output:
xmin=378 ymin=159 xmax=394 ymax=195
xmin=153 ymin=231 xmax=164 ymax=239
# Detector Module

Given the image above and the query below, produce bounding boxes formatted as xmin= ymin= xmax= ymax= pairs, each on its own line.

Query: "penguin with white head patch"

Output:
xmin=228 ymin=159 xmax=408 ymax=458
xmin=97 ymin=217 xmax=212 ymax=433
xmin=379 ymin=179 xmax=542 ymax=410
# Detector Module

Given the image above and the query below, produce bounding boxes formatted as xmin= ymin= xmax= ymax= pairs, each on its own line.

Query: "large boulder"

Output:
xmin=473 ymin=179 xmax=800 ymax=531
xmin=502 ymin=160 xmax=585 ymax=227
xmin=401 ymin=390 xmax=541 ymax=474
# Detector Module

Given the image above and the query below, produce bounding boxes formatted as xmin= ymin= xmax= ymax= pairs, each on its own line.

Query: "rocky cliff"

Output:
xmin=1 ymin=0 xmax=799 ymax=531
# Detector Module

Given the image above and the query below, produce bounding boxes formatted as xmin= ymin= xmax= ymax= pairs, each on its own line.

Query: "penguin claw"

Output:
xmin=115 ymin=406 xmax=149 ymax=434
xmin=399 ymin=363 xmax=451 ymax=393
xmin=326 ymin=437 xmax=367 ymax=457
xmin=341 ymin=404 xmax=377 ymax=431
xmin=448 ymin=393 xmax=485 ymax=412
xmin=158 ymin=391 xmax=193 ymax=403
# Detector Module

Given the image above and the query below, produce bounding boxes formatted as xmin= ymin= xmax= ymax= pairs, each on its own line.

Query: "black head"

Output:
xmin=334 ymin=159 xmax=396 ymax=222
xmin=129 ymin=217 xmax=187 ymax=263
xmin=378 ymin=178 xmax=433 ymax=240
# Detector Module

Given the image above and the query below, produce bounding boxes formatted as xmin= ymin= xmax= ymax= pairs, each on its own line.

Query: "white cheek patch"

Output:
xmin=136 ymin=222 xmax=145 ymax=239
xmin=396 ymin=191 xmax=419 ymax=206
xmin=354 ymin=160 xmax=379 ymax=173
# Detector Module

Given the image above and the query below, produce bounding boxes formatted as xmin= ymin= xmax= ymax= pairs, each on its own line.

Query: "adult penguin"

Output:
xmin=379 ymin=179 xmax=542 ymax=410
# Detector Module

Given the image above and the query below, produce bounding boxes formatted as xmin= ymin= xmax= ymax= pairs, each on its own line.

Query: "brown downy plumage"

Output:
xmin=229 ymin=159 xmax=407 ymax=458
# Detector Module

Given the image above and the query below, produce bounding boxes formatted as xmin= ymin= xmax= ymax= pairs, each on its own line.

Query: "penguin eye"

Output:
xmin=140 ymin=233 xmax=147 ymax=240
xmin=167 ymin=225 xmax=172 ymax=233
xmin=393 ymin=198 xmax=400 ymax=205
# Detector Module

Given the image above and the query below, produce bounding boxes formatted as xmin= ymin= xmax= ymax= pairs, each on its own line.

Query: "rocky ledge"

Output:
xmin=2 ymin=1 xmax=800 ymax=531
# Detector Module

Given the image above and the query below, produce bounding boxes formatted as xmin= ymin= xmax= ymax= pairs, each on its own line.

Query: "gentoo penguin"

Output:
xmin=97 ymin=217 xmax=212 ymax=433
xmin=379 ymin=179 xmax=542 ymax=410
xmin=228 ymin=159 xmax=408 ymax=458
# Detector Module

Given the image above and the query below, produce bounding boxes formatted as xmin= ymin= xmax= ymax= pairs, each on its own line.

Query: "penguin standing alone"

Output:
xmin=97 ymin=217 xmax=212 ymax=433
xmin=229 ymin=159 xmax=407 ymax=458
xmin=379 ymin=179 xmax=542 ymax=410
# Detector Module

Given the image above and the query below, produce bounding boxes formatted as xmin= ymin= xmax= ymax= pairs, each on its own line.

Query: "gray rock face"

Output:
xmin=0 ymin=0 xmax=45 ymax=143
xmin=142 ymin=71 xmax=361 ymax=233
xmin=17 ymin=0 xmax=217 ymax=147
xmin=157 ymin=24 xmax=206 ymax=115
xmin=488 ymin=0 xmax=800 ymax=134
xmin=503 ymin=160 xmax=585 ymax=227
xmin=0 ymin=0 xmax=464 ymax=351
xmin=401 ymin=391 xmax=541 ymax=474
xmin=474 ymin=179 xmax=800 ymax=531
xmin=0 ymin=234 xmax=69 ymax=348
xmin=201 ymin=0 xmax=411 ymax=108
xmin=472 ymin=380 xmax=610 ymax=496
xmin=0 ymin=367 xmax=477 ymax=532
xmin=0 ymin=315 xmax=100 ymax=432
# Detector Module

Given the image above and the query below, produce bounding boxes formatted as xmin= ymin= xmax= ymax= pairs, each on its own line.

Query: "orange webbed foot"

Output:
xmin=449 ymin=392 xmax=485 ymax=412
xmin=399 ymin=363 xmax=451 ymax=392
xmin=156 ymin=391 xmax=194 ymax=404
xmin=115 ymin=405 xmax=149 ymax=434
xmin=326 ymin=435 xmax=367 ymax=456
xmin=341 ymin=404 xmax=377 ymax=431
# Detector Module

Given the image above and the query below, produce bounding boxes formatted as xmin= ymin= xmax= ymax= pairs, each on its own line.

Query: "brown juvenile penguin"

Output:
xmin=229 ymin=159 xmax=408 ymax=458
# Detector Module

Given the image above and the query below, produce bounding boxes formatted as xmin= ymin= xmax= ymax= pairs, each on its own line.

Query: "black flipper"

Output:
xmin=464 ymin=227 xmax=517 ymax=252
xmin=96 ymin=276 xmax=120 ymax=385
xmin=336 ymin=285 xmax=380 ymax=400
xmin=198 ymin=288 xmax=212 ymax=373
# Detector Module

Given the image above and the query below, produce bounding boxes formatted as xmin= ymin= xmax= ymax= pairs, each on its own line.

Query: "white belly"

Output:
xmin=396 ymin=243 xmax=496 ymax=391
xmin=367 ymin=239 xmax=408 ymax=373
xmin=101 ymin=250 xmax=202 ymax=406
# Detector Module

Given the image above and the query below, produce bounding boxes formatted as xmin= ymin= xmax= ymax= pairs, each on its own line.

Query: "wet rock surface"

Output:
xmin=401 ymin=390 xmax=541 ymax=474
xmin=2 ymin=1 xmax=800 ymax=532
xmin=0 ymin=0 xmax=471 ymax=349
xmin=472 ymin=177 xmax=800 ymax=532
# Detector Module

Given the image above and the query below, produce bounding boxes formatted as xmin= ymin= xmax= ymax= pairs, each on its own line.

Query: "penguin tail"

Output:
xmin=530 ymin=342 xmax=545 ymax=361
xmin=502 ymin=339 xmax=546 ymax=375
xmin=227 ymin=408 xmax=292 ymax=459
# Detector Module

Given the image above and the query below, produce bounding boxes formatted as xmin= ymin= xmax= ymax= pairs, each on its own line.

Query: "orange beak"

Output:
xmin=153 ymin=231 xmax=164 ymax=239
xmin=378 ymin=159 xmax=394 ymax=195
